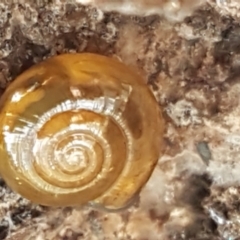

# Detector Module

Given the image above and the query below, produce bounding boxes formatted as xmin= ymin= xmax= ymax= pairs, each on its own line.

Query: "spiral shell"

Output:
xmin=0 ymin=53 xmax=164 ymax=210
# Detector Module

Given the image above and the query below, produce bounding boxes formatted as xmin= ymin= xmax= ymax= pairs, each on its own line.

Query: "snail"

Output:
xmin=0 ymin=53 xmax=165 ymax=210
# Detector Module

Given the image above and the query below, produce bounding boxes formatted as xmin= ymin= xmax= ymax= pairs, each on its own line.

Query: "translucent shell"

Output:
xmin=0 ymin=53 xmax=165 ymax=210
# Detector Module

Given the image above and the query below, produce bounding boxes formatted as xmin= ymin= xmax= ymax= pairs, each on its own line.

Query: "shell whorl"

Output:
xmin=0 ymin=53 xmax=165 ymax=210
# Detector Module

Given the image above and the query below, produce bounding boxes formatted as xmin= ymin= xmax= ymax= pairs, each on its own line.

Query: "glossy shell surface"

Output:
xmin=0 ymin=53 xmax=165 ymax=210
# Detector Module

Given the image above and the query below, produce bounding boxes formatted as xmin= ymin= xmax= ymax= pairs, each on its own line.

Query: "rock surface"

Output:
xmin=1 ymin=1 xmax=240 ymax=239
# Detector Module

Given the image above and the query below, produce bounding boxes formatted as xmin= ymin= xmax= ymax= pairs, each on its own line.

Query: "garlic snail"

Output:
xmin=0 ymin=53 xmax=164 ymax=210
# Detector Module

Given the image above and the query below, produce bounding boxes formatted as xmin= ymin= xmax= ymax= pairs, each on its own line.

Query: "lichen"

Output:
xmin=80 ymin=0 xmax=206 ymax=22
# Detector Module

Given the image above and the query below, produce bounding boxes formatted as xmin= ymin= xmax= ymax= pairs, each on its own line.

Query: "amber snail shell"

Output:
xmin=0 ymin=53 xmax=164 ymax=210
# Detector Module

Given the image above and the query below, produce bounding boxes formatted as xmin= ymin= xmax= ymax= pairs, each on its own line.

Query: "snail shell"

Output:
xmin=0 ymin=53 xmax=164 ymax=210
